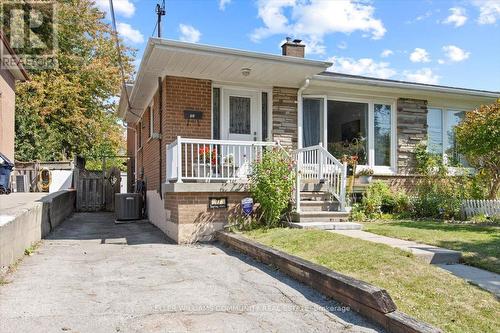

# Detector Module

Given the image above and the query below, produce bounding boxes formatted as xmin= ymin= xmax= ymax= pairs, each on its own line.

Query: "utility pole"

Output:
xmin=156 ymin=1 xmax=166 ymax=38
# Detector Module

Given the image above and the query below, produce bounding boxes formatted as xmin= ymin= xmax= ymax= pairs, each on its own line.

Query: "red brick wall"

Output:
xmin=135 ymin=76 xmax=212 ymax=190
xmin=165 ymin=192 xmax=250 ymax=225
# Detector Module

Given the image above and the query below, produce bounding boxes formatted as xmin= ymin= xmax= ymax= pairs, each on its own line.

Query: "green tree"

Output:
xmin=455 ymin=102 xmax=500 ymax=199
xmin=14 ymin=0 xmax=134 ymax=164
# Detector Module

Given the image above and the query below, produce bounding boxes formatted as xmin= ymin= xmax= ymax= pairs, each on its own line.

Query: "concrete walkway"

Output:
xmin=0 ymin=213 xmax=383 ymax=333
xmin=331 ymin=230 xmax=461 ymax=264
xmin=437 ymin=264 xmax=500 ymax=297
xmin=331 ymin=229 xmax=500 ymax=297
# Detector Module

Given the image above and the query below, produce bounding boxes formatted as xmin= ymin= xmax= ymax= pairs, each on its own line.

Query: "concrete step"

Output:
xmin=301 ymin=183 xmax=329 ymax=192
xmin=300 ymin=200 xmax=339 ymax=212
xmin=289 ymin=221 xmax=362 ymax=231
xmin=300 ymin=191 xmax=332 ymax=202
xmin=291 ymin=211 xmax=350 ymax=223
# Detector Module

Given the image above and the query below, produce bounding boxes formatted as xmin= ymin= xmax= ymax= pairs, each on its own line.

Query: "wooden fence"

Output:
xmin=461 ymin=199 xmax=500 ymax=219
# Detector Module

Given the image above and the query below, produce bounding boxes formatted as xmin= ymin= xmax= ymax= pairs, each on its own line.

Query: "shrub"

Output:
xmin=351 ymin=181 xmax=410 ymax=220
xmin=412 ymin=143 xmax=478 ymax=219
xmin=249 ymin=148 xmax=296 ymax=227
xmin=455 ymin=102 xmax=500 ymax=199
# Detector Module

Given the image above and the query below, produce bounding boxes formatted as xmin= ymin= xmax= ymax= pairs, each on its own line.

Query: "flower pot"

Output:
xmin=194 ymin=163 xmax=214 ymax=181
xmin=358 ymin=175 xmax=372 ymax=184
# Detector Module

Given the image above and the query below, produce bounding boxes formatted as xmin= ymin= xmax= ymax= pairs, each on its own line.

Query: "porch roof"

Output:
xmin=118 ymin=38 xmax=331 ymax=122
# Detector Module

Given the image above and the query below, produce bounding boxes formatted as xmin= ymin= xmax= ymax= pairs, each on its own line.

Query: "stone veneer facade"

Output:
xmin=272 ymin=87 xmax=298 ymax=150
xmin=396 ymin=98 xmax=428 ymax=175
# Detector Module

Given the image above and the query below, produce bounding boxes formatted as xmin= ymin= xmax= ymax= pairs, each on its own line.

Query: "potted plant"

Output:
xmin=194 ymin=147 xmax=217 ymax=179
xmin=356 ymin=168 xmax=374 ymax=184
xmin=221 ymin=154 xmax=236 ymax=178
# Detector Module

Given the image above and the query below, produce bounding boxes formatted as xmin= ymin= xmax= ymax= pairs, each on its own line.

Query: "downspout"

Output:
xmin=158 ymin=77 xmax=163 ymax=199
xmin=295 ymin=78 xmax=310 ymax=214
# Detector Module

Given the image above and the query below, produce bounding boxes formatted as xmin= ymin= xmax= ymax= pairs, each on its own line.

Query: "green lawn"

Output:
xmin=243 ymin=228 xmax=500 ymax=333
xmin=362 ymin=220 xmax=500 ymax=274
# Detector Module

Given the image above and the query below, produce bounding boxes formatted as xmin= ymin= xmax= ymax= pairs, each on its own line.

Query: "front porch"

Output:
xmin=163 ymin=137 xmax=349 ymax=228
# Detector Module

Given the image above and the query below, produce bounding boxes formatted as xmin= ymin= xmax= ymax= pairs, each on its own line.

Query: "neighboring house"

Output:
xmin=0 ymin=31 xmax=29 ymax=161
xmin=117 ymin=38 xmax=498 ymax=243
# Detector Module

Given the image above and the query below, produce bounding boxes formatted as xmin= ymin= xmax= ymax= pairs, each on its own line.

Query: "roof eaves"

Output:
xmin=316 ymin=72 xmax=499 ymax=98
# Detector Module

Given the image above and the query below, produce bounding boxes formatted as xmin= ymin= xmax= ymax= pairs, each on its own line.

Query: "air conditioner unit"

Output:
xmin=16 ymin=174 xmax=29 ymax=192
xmin=115 ymin=193 xmax=143 ymax=221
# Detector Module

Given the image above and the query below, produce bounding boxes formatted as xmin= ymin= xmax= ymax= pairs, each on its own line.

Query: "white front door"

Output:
xmin=223 ymin=89 xmax=260 ymax=141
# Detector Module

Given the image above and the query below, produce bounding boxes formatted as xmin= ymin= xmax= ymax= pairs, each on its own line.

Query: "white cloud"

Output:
xmin=409 ymin=48 xmax=431 ymax=63
xmin=219 ymin=0 xmax=231 ymax=11
xmin=251 ymin=0 xmax=386 ymax=55
xmin=407 ymin=10 xmax=433 ymax=24
xmin=443 ymin=7 xmax=468 ymax=27
xmin=95 ymin=0 xmax=135 ymax=18
xmin=116 ymin=22 xmax=144 ymax=44
xmin=327 ymin=57 xmax=397 ymax=79
xmin=403 ymin=68 xmax=440 ymax=84
xmin=380 ymin=49 xmax=393 ymax=57
xmin=473 ymin=0 xmax=500 ymax=24
xmin=179 ymin=24 xmax=201 ymax=43
xmin=442 ymin=45 xmax=470 ymax=62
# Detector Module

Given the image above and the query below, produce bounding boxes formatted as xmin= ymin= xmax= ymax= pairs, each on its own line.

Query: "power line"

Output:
xmin=151 ymin=20 xmax=158 ymax=37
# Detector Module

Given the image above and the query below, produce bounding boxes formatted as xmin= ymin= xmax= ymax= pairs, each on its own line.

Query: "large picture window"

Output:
xmin=327 ymin=101 xmax=368 ymax=165
xmin=303 ymin=97 xmax=395 ymax=171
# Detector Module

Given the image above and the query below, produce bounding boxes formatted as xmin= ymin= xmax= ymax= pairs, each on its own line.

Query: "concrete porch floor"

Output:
xmin=0 ymin=212 xmax=383 ymax=333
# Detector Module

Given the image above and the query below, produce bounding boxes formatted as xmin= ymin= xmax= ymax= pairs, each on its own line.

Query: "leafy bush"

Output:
xmin=351 ymin=181 xmax=410 ymax=220
xmin=455 ymin=102 xmax=500 ymax=199
xmin=412 ymin=143 xmax=480 ymax=219
xmin=249 ymin=148 xmax=296 ymax=227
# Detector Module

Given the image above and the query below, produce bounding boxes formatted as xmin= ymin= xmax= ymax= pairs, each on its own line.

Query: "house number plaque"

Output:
xmin=209 ymin=197 xmax=228 ymax=209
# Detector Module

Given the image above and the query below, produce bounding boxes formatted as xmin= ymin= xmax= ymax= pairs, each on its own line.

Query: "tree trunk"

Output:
xmin=489 ymin=176 xmax=500 ymax=199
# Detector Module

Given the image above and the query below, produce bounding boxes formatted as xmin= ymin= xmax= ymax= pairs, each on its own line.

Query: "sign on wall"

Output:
xmin=209 ymin=197 xmax=228 ymax=209
xmin=241 ymin=197 xmax=253 ymax=216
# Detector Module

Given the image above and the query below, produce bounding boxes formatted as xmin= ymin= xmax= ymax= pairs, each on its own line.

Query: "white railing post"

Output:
xmin=340 ymin=161 xmax=348 ymax=211
xmin=318 ymin=142 xmax=323 ymax=181
xmin=176 ymin=136 xmax=183 ymax=183
xmin=295 ymin=151 xmax=301 ymax=213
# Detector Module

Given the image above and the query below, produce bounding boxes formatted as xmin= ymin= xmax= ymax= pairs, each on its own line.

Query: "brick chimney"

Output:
xmin=281 ymin=37 xmax=305 ymax=58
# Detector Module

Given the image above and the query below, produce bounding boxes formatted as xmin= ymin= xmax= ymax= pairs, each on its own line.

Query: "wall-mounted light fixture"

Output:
xmin=241 ymin=67 xmax=251 ymax=77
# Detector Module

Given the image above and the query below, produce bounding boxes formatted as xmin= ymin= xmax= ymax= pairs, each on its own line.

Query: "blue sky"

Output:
xmin=97 ymin=0 xmax=500 ymax=91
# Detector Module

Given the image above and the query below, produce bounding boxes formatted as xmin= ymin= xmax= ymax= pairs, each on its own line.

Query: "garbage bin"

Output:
xmin=0 ymin=152 xmax=14 ymax=195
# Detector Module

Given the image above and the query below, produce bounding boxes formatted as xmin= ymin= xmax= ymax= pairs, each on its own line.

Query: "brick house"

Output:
xmin=117 ymin=38 xmax=498 ymax=243
xmin=0 ymin=31 xmax=29 ymax=161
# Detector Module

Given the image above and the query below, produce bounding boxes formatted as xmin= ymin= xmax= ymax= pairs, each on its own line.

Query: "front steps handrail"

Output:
xmin=294 ymin=145 xmax=348 ymax=212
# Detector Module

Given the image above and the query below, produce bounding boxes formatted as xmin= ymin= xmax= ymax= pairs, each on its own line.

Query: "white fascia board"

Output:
xmin=150 ymin=38 xmax=332 ymax=68
xmin=312 ymin=74 xmax=499 ymax=99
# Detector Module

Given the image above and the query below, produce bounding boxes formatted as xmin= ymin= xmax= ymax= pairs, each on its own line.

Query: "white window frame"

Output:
xmin=427 ymin=106 xmax=470 ymax=168
xmin=303 ymin=95 xmax=397 ymax=175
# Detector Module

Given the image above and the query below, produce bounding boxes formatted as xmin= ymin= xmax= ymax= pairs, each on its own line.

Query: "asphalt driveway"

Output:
xmin=0 ymin=212 xmax=383 ymax=333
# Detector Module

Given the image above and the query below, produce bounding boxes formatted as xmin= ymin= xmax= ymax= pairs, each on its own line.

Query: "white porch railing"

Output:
xmin=166 ymin=137 xmax=278 ymax=182
xmin=295 ymin=145 xmax=348 ymax=212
